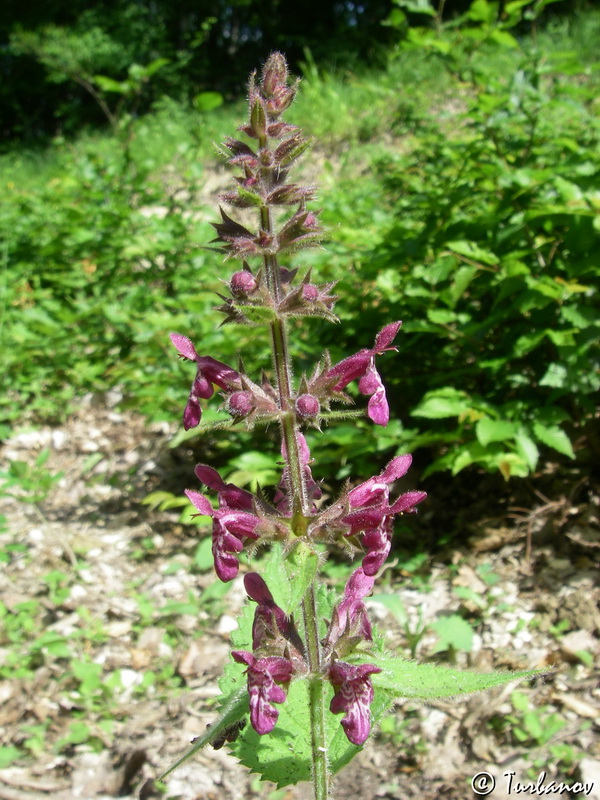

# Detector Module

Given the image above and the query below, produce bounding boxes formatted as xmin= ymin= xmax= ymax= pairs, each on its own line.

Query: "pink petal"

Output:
xmin=390 ymin=491 xmax=427 ymax=514
xmin=183 ymin=397 xmax=202 ymax=430
xmin=374 ymin=321 xmax=402 ymax=352
xmin=366 ymin=384 xmax=389 ymax=426
xmin=361 ymin=525 xmax=392 ymax=576
xmin=358 ymin=362 xmax=380 ymax=395
xmin=380 ymin=454 xmax=413 ymax=483
xmin=170 ymin=332 xmax=198 ymax=361
xmin=194 ymin=464 xmax=254 ymax=510
xmin=184 ymin=489 xmax=214 ymax=516
xmin=244 ymin=573 xmax=276 ymax=606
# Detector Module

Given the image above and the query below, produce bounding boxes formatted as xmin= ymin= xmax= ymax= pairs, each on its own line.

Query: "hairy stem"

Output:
xmin=303 ymin=584 xmax=330 ymax=800
xmin=259 ymin=132 xmax=330 ymax=799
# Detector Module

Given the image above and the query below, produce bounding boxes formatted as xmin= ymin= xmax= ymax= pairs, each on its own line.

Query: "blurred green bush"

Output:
xmin=1 ymin=5 xmax=598 ymax=483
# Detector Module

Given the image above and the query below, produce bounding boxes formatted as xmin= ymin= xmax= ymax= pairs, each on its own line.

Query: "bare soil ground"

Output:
xmin=0 ymin=394 xmax=599 ymax=800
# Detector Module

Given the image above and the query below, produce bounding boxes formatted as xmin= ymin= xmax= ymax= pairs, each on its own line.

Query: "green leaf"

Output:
xmin=370 ymin=654 xmax=542 ymax=699
xmin=235 ymin=305 xmax=277 ymax=325
xmin=0 ymin=746 xmax=22 ymax=768
xmin=159 ymin=686 xmax=248 ymax=782
xmin=93 ymin=74 xmax=129 ymax=94
xmin=235 ymin=186 xmax=264 ymax=207
xmin=193 ymin=538 xmax=213 ymax=571
xmin=443 ymin=265 xmax=478 ymax=308
xmin=466 ymin=0 xmax=496 ymax=23
xmin=283 ymin=543 xmax=320 ymax=616
xmin=411 ymin=388 xmax=472 ymax=419
xmin=514 ymin=429 xmax=539 ymax=472
xmin=560 ymin=304 xmax=598 ymax=328
xmin=430 ymin=615 xmax=474 ymax=653
xmin=476 ymin=418 xmax=517 ymax=447
xmin=445 ymin=240 xmax=499 ymax=266
xmin=232 ymin=679 xmax=351 ymax=786
xmin=532 ymin=423 xmax=575 ymax=459
xmin=259 ymin=543 xmax=319 ymax=617
xmin=143 ymin=57 xmax=169 ymax=78
xmin=427 ymin=308 xmax=457 ymax=324
xmin=227 ymin=451 xmax=280 ymax=490
xmin=489 ymin=29 xmax=519 ymax=48
xmin=539 ymin=363 xmax=568 ymax=388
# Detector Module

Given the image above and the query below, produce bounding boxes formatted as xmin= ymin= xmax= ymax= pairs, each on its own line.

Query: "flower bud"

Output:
xmin=228 ymin=391 xmax=255 ymax=417
xmin=302 ymin=284 xmax=320 ymax=302
xmin=230 ymin=270 xmax=258 ymax=296
xmin=295 ymin=394 xmax=320 ymax=419
xmin=261 ymin=52 xmax=288 ymax=98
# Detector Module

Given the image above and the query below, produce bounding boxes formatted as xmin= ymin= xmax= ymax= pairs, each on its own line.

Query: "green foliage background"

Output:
xmin=1 ymin=1 xmax=598 ymax=486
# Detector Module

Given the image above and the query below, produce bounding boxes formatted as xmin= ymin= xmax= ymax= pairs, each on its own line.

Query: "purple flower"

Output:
xmin=326 ymin=322 xmax=402 ymax=426
xmin=194 ymin=463 xmax=254 ymax=510
xmin=170 ymin=333 xmax=241 ymax=429
xmin=323 ymin=567 xmax=374 ymax=654
xmin=360 ymin=519 xmax=393 ymax=576
xmin=343 ymin=455 xmax=427 ymax=576
xmin=329 ymin=661 xmax=382 ymax=746
xmin=347 ymin=454 xmax=412 ymax=509
xmin=185 ymin=466 xmax=260 ymax=581
xmin=231 ymin=651 xmax=294 ymax=734
xmin=244 ymin=573 xmax=296 ymax=651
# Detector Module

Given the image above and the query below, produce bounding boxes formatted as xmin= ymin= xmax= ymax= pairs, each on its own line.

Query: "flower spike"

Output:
xmin=170 ymin=53 xmax=428 ymax=760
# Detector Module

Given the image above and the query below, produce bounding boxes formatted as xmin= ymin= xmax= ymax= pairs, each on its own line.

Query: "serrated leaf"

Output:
xmin=158 ymin=687 xmax=248 ymax=782
xmin=231 ymin=676 xmax=396 ymax=787
xmin=369 ymin=654 xmax=542 ymax=699
xmin=532 ymin=423 xmax=575 ymax=459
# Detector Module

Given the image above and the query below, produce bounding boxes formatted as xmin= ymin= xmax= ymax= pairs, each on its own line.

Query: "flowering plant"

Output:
xmin=160 ymin=54 xmax=538 ymax=799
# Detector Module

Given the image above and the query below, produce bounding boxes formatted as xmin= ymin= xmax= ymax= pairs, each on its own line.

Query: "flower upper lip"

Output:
xmin=170 ymin=333 xmax=241 ymax=429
